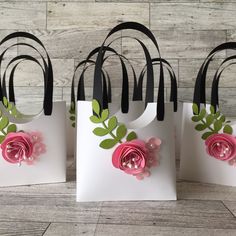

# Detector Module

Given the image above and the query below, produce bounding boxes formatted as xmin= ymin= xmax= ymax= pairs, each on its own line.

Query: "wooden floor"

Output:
xmin=1 ymin=158 xmax=236 ymax=236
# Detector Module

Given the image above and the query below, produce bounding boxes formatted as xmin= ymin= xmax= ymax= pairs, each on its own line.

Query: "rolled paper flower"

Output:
xmin=1 ymin=132 xmax=34 ymax=165
xmin=112 ymin=140 xmax=148 ymax=177
xmin=205 ymin=133 xmax=236 ymax=161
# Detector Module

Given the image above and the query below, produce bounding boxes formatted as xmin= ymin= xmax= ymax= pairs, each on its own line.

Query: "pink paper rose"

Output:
xmin=1 ymin=132 xmax=34 ymax=165
xmin=112 ymin=138 xmax=161 ymax=180
xmin=1 ymin=131 xmax=46 ymax=165
xmin=205 ymin=133 xmax=236 ymax=161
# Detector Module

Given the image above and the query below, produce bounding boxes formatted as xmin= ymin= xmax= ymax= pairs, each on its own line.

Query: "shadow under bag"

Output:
xmin=0 ymin=32 xmax=66 ymax=187
xmin=76 ymin=22 xmax=177 ymax=202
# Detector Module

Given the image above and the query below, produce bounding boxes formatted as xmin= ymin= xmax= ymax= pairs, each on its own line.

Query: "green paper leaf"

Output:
xmin=108 ymin=116 xmax=117 ymax=131
xmin=99 ymin=139 xmax=118 ymax=149
xmin=191 ymin=115 xmax=201 ymax=122
xmin=214 ymin=111 xmax=221 ymax=119
xmin=219 ymin=115 xmax=226 ymax=123
xmin=206 ymin=114 xmax=214 ymax=126
xmin=192 ymin=103 xmax=199 ymax=114
xmin=202 ymin=132 xmax=214 ymax=140
xmin=69 ymin=109 xmax=75 ymax=115
xmin=0 ymin=116 xmax=9 ymax=131
xmin=72 ymin=123 xmax=75 ymax=128
xmin=0 ymin=135 xmax=5 ymax=143
xmin=214 ymin=120 xmax=223 ymax=132
xmin=7 ymin=103 xmax=13 ymax=111
xmin=93 ymin=127 xmax=109 ymax=136
xmin=70 ymin=116 xmax=75 ymax=121
xmin=7 ymin=124 xmax=17 ymax=133
xmin=198 ymin=108 xmax=206 ymax=119
xmin=92 ymin=100 xmax=100 ymax=116
xmin=101 ymin=109 xmax=109 ymax=122
xmin=3 ymin=97 xmax=8 ymax=107
xmin=195 ymin=124 xmax=207 ymax=131
xmin=210 ymin=105 xmax=215 ymax=114
xmin=126 ymin=131 xmax=137 ymax=141
xmin=89 ymin=115 xmax=101 ymax=123
xmin=223 ymin=124 xmax=233 ymax=134
xmin=116 ymin=124 xmax=127 ymax=140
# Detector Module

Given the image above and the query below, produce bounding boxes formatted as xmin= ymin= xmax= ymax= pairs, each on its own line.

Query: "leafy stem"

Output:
xmin=102 ymin=121 xmax=122 ymax=144
xmin=200 ymin=119 xmax=214 ymax=132
xmin=90 ymin=100 xmax=137 ymax=149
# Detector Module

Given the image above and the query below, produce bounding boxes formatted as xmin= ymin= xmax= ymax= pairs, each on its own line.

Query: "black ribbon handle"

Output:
xmin=0 ymin=32 xmax=53 ymax=115
xmin=193 ymin=42 xmax=236 ymax=112
xmin=94 ymin=22 xmax=165 ymax=120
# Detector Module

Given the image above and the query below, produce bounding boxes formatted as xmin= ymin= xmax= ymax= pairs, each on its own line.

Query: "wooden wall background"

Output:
xmin=1 ymin=1 xmax=236 ymax=116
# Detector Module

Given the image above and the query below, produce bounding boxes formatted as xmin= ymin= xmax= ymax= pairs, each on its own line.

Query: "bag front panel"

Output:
xmin=180 ymin=102 xmax=236 ymax=186
xmin=0 ymin=102 xmax=66 ymax=186
xmin=76 ymin=101 xmax=176 ymax=201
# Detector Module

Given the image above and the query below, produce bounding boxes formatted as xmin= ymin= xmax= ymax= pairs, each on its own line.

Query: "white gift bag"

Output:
xmin=0 ymin=32 xmax=66 ymax=186
xmin=180 ymin=42 xmax=236 ymax=186
xmin=76 ymin=22 xmax=177 ymax=202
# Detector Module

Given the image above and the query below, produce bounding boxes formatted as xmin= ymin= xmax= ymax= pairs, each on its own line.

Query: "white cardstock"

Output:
xmin=76 ymin=101 xmax=176 ymax=202
xmin=0 ymin=101 xmax=67 ymax=187
xmin=180 ymin=102 xmax=236 ymax=186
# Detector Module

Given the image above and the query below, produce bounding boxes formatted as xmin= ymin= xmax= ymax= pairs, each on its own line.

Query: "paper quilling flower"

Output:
xmin=90 ymin=100 xmax=162 ymax=180
xmin=192 ymin=103 xmax=236 ymax=166
xmin=0 ymin=98 xmax=46 ymax=166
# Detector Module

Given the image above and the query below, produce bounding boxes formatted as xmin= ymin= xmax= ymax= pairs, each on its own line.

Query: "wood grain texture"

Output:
xmin=2 ymin=59 xmax=74 ymax=87
xmin=179 ymin=59 xmax=236 ymax=87
xmin=47 ymin=2 xmax=149 ymax=30
xmin=0 ymin=221 xmax=49 ymax=236
xmin=122 ymin=30 xmax=226 ymax=59
xmin=12 ymin=86 xmax=62 ymax=114
xmin=74 ymin=58 xmax=178 ymax=88
xmin=95 ymin=224 xmax=236 ymax=236
xmin=44 ymin=223 xmax=96 ymax=236
xmin=168 ymin=88 xmax=236 ymax=116
xmin=150 ymin=3 xmax=236 ymax=30
xmin=98 ymin=200 xmax=236 ymax=228
xmin=18 ymin=29 xmax=121 ymax=59
xmin=222 ymin=201 xmax=236 ymax=217
xmin=0 ymin=30 xmax=18 ymax=58
xmin=0 ymin=2 xmax=46 ymax=29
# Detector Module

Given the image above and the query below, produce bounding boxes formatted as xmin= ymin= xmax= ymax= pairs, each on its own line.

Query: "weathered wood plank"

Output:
xmin=169 ymin=88 xmax=236 ymax=117
xmin=95 ymin=224 xmax=236 ymax=236
xmin=122 ymin=30 xmax=226 ymax=59
xmin=222 ymin=201 xmax=236 ymax=217
xmin=178 ymin=181 xmax=236 ymax=201
xmin=0 ymin=193 xmax=101 ymax=223
xmin=0 ymin=221 xmax=49 ymax=236
xmin=74 ymin=58 xmax=178 ymax=88
xmin=98 ymin=200 xmax=236 ymax=228
xmin=150 ymin=3 xmax=236 ymax=30
xmin=18 ymin=29 xmax=121 ymax=59
xmin=0 ymin=2 xmax=46 ymax=29
xmin=179 ymin=59 xmax=236 ymax=88
xmin=97 ymin=0 xmax=198 ymax=2
xmin=47 ymin=2 xmax=149 ymax=30
xmin=3 ymin=59 xmax=74 ymax=87
xmin=44 ymin=223 xmax=96 ymax=236
xmin=12 ymin=86 xmax=62 ymax=115
xmin=0 ymin=30 xmax=18 ymax=58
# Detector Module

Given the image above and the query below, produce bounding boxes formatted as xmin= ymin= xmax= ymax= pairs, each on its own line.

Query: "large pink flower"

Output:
xmin=205 ymin=133 xmax=236 ymax=161
xmin=112 ymin=138 xmax=161 ymax=179
xmin=112 ymin=140 xmax=148 ymax=176
xmin=1 ymin=132 xmax=34 ymax=165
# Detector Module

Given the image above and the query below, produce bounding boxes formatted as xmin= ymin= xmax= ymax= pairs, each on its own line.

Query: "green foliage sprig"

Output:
xmin=3 ymin=97 xmax=23 ymax=119
xmin=192 ymin=103 xmax=233 ymax=140
xmin=90 ymin=99 xmax=137 ymax=149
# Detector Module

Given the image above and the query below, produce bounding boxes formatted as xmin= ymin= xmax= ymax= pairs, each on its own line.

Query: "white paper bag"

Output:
xmin=180 ymin=42 xmax=236 ymax=186
xmin=76 ymin=22 xmax=177 ymax=201
xmin=0 ymin=32 xmax=66 ymax=186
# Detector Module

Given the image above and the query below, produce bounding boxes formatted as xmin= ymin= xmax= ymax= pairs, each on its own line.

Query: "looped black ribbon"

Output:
xmin=94 ymin=22 xmax=165 ymax=120
xmin=193 ymin=42 xmax=236 ymax=113
xmin=0 ymin=32 xmax=53 ymax=115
